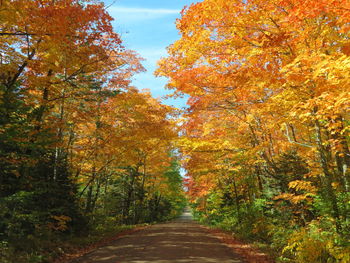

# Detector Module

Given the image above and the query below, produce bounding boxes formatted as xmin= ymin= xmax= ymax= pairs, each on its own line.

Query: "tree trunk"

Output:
xmin=314 ymin=119 xmax=341 ymax=232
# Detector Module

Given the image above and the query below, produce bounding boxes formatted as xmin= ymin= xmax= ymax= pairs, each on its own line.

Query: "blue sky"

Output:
xmin=102 ymin=0 xmax=197 ymax=108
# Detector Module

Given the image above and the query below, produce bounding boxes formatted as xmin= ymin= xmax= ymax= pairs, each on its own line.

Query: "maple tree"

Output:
xmin=3 ymin=0 xmax=350 ymax=262
xmin=70 ymin=87 xmax=181 ymax=222
xmin=157 ymin=0 xmax=350 ymax=261
xmin=0 ymin=1 xmax=185 ymax=262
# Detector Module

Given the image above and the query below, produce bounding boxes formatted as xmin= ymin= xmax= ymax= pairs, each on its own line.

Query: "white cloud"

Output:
xmin=109 ymin=6 xmax=180 ymax=16
xmin=108 ymin=6 xmax=180 ymax=23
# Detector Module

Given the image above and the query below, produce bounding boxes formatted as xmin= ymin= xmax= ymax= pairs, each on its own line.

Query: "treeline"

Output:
xmin=158 ymin=0 xmax=350 ymax=262
xmin=0 ymin=1 xmax=185 ymax=262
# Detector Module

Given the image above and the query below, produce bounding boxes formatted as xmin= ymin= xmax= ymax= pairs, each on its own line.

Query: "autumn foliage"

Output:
xmin=0 ymin=1 xmax=185 ymax=262
xmin=157 ymin=0 xmax=350 ymax=262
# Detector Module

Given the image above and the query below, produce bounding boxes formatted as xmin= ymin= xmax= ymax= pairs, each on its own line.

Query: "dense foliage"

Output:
xmin=157 ymin=0 xmax=350 ymax=262
xmin=0 ymin=1 xmax=185 ymax=262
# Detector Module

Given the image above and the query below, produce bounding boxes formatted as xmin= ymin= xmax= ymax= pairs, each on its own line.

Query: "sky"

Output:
xmin=102 ymin=0 xmax=198 ymax=108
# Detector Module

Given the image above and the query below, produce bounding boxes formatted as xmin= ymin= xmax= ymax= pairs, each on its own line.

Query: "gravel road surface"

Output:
xmin=74 ymin=209 xmax=244 ymax=263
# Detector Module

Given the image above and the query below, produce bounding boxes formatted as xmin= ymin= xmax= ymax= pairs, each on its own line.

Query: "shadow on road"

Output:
xmin=74 ymin=208 xmax=243 ymax=263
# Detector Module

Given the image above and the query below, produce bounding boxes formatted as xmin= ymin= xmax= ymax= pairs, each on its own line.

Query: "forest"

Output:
xmin=157 ymin=0 xmax=350 ymax=262
xmin=0 ymin=1 xmax=185 ymax=262
xmin=1 ymin=0 xmax=350 ymax=263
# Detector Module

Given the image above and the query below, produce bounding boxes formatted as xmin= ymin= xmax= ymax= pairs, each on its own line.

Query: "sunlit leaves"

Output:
xmin=158 ymin=0 xmax=350 ymax=243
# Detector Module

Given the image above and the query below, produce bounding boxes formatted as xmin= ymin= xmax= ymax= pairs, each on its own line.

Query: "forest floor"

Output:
xmin=69 ymin=209 xmax=273 ymax=263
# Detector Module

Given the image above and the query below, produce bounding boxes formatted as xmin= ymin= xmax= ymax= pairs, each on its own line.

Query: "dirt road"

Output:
xmin=74 ymin=209 xmax=244 ymax=263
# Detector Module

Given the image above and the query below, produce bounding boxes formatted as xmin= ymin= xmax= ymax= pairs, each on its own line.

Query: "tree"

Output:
xmin=157 ymin=0 xmax=350 ymax=260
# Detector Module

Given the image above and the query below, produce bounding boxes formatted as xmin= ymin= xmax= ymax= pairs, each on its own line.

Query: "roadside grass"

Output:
xmin=0 ymin=223 xmax=148 ymax=263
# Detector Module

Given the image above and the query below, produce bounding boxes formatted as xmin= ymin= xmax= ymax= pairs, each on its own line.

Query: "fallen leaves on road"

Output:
xmin=53 ymin=226 xmax=149 ymax=263
xmin=204 ymin=227 xmax=274 ymax=263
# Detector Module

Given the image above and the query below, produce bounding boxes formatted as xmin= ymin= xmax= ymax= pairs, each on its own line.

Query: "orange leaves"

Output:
xmin=1 ymin=0 xmax=129 ymax=95
xmin=158 ymin=0 xmax=350 ymax=204
xmin=1 ymin=1 xmax=180 ymax=209
xmin=70 ymin=87 xmax=177 ymax=189
xmin=341 ymin=43 xmax=350 ymax=56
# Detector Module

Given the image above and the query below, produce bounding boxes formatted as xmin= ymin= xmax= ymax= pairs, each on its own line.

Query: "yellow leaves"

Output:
xmin=275 ymin=193 xmax=315 ymax=205
xmin=224 ymin=48 xmax=232 ymax=54
xmin=288 ymin=180 xmax=317 ymax=193
xmin=274 ymin=180 xmax=317 ymax=205
xmin=246 ymin=114 xmax=255 ymax=123
xmin=48 ymin=215 xmax=72 ymax=231
xmin=69 ymin=87 xmax=177 ymax=192
xmin=249 ymin=47 xmax=263 ymax=57
xmin=334 ymin=93 xmax=350 ymax=109
xmin=159 ymin=0 xmax=350 ymax=208
xmin=283 ymin=218 xmax=350 ymax=263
